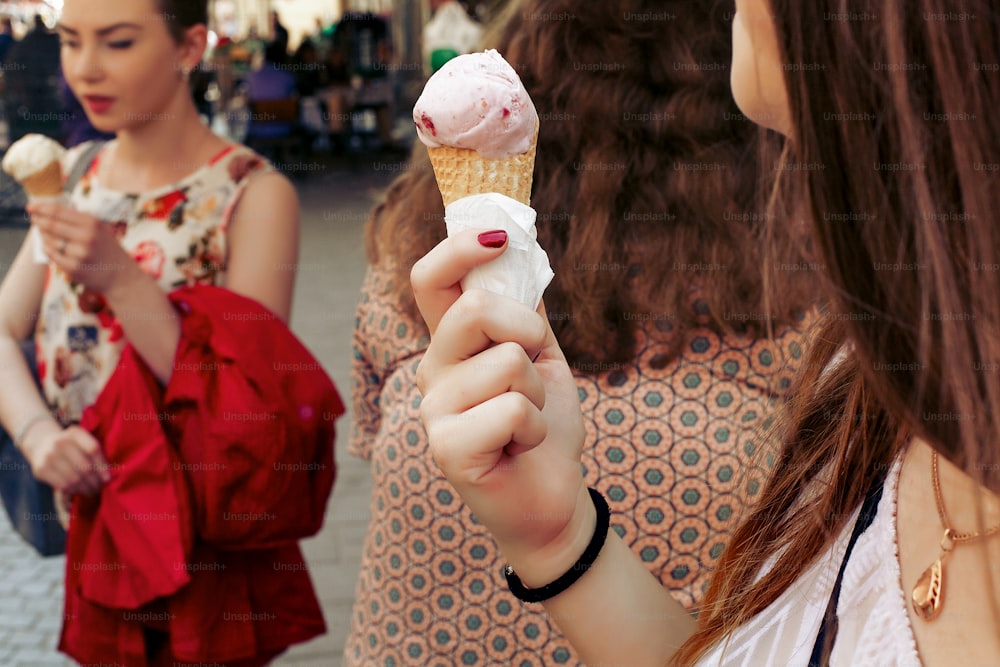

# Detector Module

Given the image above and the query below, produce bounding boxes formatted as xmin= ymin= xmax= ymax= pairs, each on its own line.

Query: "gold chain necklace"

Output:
xmin=911 ymin=451 xmax=1000 ymax=621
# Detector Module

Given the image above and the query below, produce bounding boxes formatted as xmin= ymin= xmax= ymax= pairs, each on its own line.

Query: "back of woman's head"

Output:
xmin=677 ymin=2 xmax=1000 ymax=663
xmin=369 ymin=0 xmax=812 ymax=367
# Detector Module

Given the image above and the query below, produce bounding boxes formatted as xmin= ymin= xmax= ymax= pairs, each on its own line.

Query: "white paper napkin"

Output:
xmin=444 ymin=193 xmax=554 ymax=310
xmin=28 ymin=194 xmax=68 ymax=264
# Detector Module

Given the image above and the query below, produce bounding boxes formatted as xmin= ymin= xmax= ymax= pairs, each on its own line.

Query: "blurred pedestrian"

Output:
xmin=292 ymin=39 xmax=325 ymax=97
xmin=311 ymin=16 xmax=333 ymax=58
xmin=329 ymin=10 xmax=395 ymax=145
xmin=269 ymin=10 xmax=288 ymax=59
xmin=4 ymin=14 xmax=61 ymax=142
xmin=245 ymin=40 xmax=298 ymax=150
xmin=0 ymin=16 xmax=15 ymax=63
xmin=423 ymin=0 xmax=483 ymax=72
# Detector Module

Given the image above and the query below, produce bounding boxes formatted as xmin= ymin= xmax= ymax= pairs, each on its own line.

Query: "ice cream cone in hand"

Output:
xmin=19 ymin=161 xmax=64 ymax=197
xmin=3 ymin=134 xmax=69 ymax=264
xmin=414 ymin=49 xmax=539 ymax=206
xmin=413 ymin=50 xmax=553 ymax=309
xmin=2 ymin=134 xmax=67 ymax=197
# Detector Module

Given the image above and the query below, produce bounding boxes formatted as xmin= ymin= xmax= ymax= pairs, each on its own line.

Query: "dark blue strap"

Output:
xmin=808 ymin=478 xmax=885 ymax=666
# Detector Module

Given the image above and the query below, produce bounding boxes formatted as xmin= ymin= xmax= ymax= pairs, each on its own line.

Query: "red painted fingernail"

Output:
xmin=477 ymin=230 xmax=507 ymax=248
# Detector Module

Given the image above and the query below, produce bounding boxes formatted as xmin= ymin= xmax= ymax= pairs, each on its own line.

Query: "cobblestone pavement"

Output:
xmin=0 ymin=151 xmax=404 ymax=666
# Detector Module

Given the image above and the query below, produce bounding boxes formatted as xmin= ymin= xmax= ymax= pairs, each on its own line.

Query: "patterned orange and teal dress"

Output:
xmin=345 ymin=264 xmax=815 ymax=667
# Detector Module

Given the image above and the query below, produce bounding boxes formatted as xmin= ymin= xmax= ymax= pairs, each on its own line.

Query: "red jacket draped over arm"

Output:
xmin=59 ymin=286 xmax=344 ymax=665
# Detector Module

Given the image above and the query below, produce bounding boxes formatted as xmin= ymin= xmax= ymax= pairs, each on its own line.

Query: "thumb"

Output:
xmin=66 ymin=426 xmax=110 ymax=482
xmin=411 ymin=228 xmax=509 ymax=335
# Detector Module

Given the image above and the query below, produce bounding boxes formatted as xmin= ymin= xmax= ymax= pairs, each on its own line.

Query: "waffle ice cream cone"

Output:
xmin=428 ymin=125 xmax=537 ymax=207
xmin=414 ymin=50 xmax=539 ymax=204
xmin=2 ymin=134 xmax=66 ymax=197
xmin=2 ymin=134 xmax=68 ymax=264
xmin=18 ymin=161 xmax=64 ymax=197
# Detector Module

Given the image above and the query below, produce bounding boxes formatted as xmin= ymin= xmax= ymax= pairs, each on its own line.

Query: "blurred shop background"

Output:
xmin=0 ymin=0 xmax=508 ymax=221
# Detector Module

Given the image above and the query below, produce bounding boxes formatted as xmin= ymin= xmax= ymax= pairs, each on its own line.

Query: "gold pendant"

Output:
xmin=911 ymin=557 xmax=944 ymax=621
xmin=912 ymin=530 xmax=954 ymax=622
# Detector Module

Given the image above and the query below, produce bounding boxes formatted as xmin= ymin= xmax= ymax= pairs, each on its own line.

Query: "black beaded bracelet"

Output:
xmin=502 ymin=487 xmax=611 ymax=603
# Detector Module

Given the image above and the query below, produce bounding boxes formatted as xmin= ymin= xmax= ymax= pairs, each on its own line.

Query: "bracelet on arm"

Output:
xmin=14 ymin=413 xmax=55 ymax=450
xmin=503 ymin=487 xmax=611 ymax=603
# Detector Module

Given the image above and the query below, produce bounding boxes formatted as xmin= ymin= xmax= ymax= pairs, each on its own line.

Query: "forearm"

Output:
xmin=546 ymin=533 xmax=694 ymax=666
xmin=505 ymin=487 xmax=695 ymax=667
xmin=0 ymin=336 xmax=56 ymax=437
xmin=103 ymin=264 xmax=180 ymax=384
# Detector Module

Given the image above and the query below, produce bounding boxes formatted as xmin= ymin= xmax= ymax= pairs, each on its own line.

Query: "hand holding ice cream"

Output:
xmin=2 ymin=133 xmax=67 ymax=263
xmin=7 ymin=135 xmax=143 ymax=295
xmin=413 ymin=49 xmax=552 ymax=308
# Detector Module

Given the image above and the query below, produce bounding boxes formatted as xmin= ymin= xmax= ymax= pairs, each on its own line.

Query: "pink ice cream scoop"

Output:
xmin=413 ymin=49 xmax=538 ymax=159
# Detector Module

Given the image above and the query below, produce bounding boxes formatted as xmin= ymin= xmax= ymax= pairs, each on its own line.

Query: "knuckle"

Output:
xmin=415 ymin=359 xmax=430 ymax=395
xmin=458 ymin=288 xmax=491 ymax=316
xmin=409 ymin=257 xmax=432 ymax=291
xmin=527 ymin=312 xmax=547 ymax=349
xmin=495 ymin=341 xmax=528 ymax=378
xmin=427 ymin=439 xmax=448 ymax=473
xmin=507 ymin=392 xmax=535 ymax=424
xmin=417 ymin=390 xmax=437 ymax=425
xmin=424 ymin=419 xmax=450 ymax=463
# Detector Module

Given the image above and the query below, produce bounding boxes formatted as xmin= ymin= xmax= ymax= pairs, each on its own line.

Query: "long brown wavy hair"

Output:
xmin=366 ymin=0 xmax=812 ymax=368
xmin=676 ymin=1 xmax=1000 ymax=662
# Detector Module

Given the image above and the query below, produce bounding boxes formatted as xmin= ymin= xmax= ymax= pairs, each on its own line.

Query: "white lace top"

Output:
xmin=697 ymin=459 xmax=922 ymax=665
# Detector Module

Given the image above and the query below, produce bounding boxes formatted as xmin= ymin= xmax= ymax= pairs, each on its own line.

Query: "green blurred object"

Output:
xmin=430 ymin=48 xmax=460 ymax=72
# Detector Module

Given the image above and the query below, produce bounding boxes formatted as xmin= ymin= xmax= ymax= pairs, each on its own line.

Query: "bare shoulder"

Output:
xmin=228 ymin=158 xmax=300 ymax=239
xmin=224 ymin=164 xmax=300 ymax=320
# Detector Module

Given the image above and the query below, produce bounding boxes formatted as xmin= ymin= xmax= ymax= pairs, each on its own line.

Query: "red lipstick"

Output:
xmin=83 ymin=95 xmax=115 ymax=114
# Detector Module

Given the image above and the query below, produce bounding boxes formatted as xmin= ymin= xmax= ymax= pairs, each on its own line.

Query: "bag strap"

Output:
xmin=64 ymin=140 xmax=106 ymax=194
xmin=808 ymin=477 xmax=886 ymax=666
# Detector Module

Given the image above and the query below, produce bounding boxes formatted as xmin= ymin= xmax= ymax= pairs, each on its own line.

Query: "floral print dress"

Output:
xmin=35 ymin=141 xmax=274 ymax=425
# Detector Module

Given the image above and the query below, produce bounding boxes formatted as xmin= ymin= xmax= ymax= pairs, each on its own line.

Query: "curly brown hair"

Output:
xmin=366 ymin=0 xmax=813 ymax=368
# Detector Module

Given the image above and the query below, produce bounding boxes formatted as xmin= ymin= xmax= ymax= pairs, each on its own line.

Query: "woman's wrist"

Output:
xmin=17 ymin=415 xmax=60 ymax=455
xmin=101 ymin=258 xmax=143 ymax=305
xmin=502 ymin=484 xmax=598 ymax=589
xmin=504 ymin=488 xmax=610 ymax=602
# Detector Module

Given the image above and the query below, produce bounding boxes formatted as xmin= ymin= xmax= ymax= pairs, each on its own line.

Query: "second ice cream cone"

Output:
xmin=429 ymin=126 xmax=537 ymax=207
